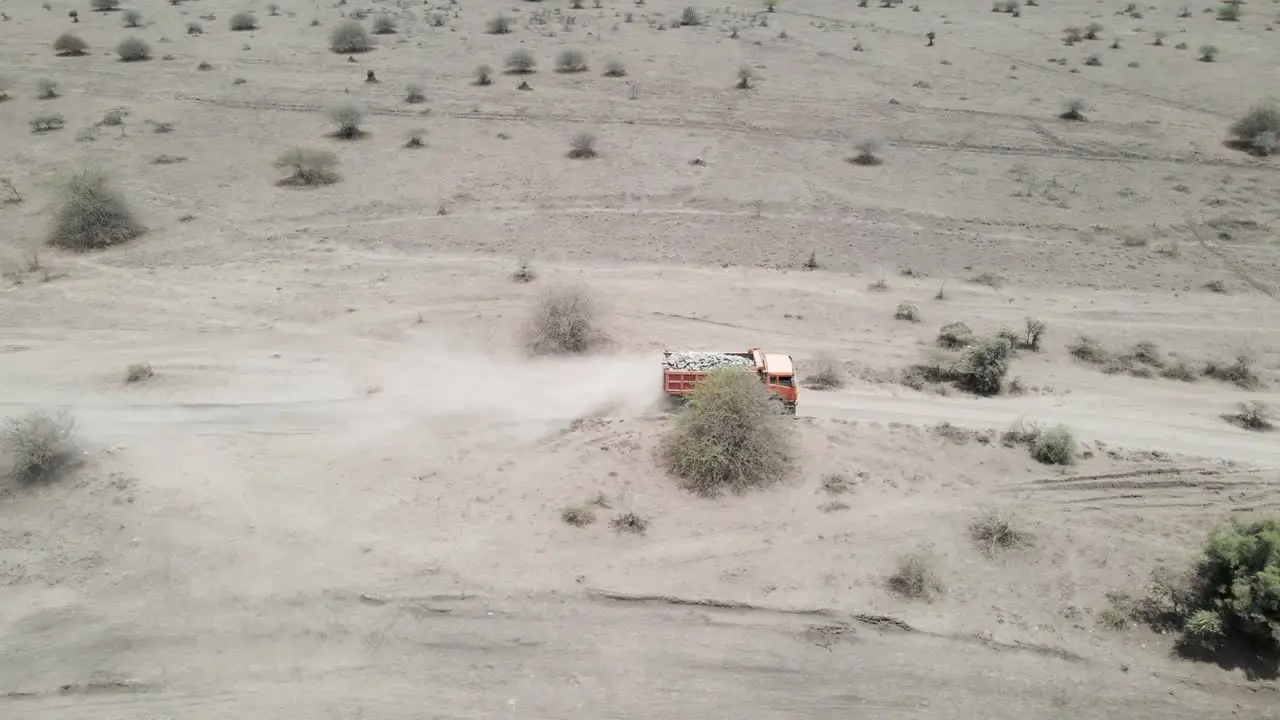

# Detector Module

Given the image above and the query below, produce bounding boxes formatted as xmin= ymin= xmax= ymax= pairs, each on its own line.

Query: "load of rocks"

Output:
xmin=663 ymin=351 xmax=755 ymax=372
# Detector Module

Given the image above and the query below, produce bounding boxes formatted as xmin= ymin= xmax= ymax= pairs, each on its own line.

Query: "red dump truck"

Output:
xmin=662 ymin=348 xmax=799 ymax=414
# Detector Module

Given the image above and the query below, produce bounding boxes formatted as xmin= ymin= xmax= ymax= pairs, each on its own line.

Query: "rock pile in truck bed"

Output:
xmin=663 ymin=352 xmax=755 ymax=372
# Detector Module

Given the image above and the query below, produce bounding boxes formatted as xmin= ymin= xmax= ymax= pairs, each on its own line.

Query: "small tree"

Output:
xmin=487 ymin=14 xmax=512 ymax=34
xmin=122 ymin=8 xmax=143 ymax=26
xmin=957 ymin=336 xmax=1013 ymax=395
xmin=1185 ymin=518 xmax=1280 ymax=648
xmin=230 ymin=11 xmax=257 ymax=30
xmin=372 ymin=14 xmax=397 ymax=34
xmin=54 ymin=33 xmax=89 ymax=56
xmin=274 ymin=148 xmax=339 ymax=186
xmin=568 ymin=131 xmax=598 ymax=159
xmin=327 ymin=103 xmax=365 ymax=139
xmin=329 ymin=20 xmax=372 ymax=53
xmin=556 ymin=48 xmax=588 ymax=72
xmin=505 ymin=49 xmax=536 ymax=73
xmin=48 ymin=168 xmax=143 ymax=250
xmin=524 ymin=284 xmax=603 ymax=354
xmin=2 ymin=410 xmax=77 ymax=485
xmin=116 ymin=37 xmax=151 ymax=61
xmin=661 ymin=368 xmax=794 ymax=497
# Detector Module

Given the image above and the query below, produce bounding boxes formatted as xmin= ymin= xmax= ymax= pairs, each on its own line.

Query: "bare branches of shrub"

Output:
xmin=274 ymin=148 xmax=340 ymax=187
xmin=661 ymin=368 xmax=794 ymax=497
xmin=524 ymin=284 xmax=605 ymax=355
xmin=327 ymin=103 xmax=365 ymax=139
xmin=372 ymin=14 xmax=397 ymax=34
xmin=1224 ymin=401 xmax=1274 ymax=431
xmin=969 ymin=505 xmax=1031 ymax=555
xmin=886 ymin=547 xmax=945 ymax=601
xmin=556 ymin=48 xmax=589 ymax=73
xmin=805 ymin=352 xmax=844 ymax=390
xmin=2 ymin=410 xmax=77 ymax=486
xmin=1060 ymin=98 xmax=1089 ymax=121
xmin=475 ymin=64 xmax=494 ymax=85
xmin=48 ymin=168 xmax=143 ymax=250
xmin=487 ymin=14 xmax=513 ymax=34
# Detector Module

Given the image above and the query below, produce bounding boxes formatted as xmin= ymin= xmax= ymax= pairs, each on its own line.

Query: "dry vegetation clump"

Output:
xmin=1084 ymin=21 xmax=1103 ymax=39
xmin=894 ymin=302 xmax=921 ymax=322
xmin=850 ymin=138 xmax=884 ymax=166
xmin=91 ymin=0 xmax=120 ymax=10
xmin=505 ymin=49 xmax=536 ymax=73
xmin=1059 ymin=98 xmax=1089 ymax=121
xmin=329 ymin=20 xmax=371 ymax=53
xmin=188 ymin=21 xmax=204 ymax=35
xmin=679 ymin=6 xmax=702 ymax=25
xmin=372 ymin=14 xmax=397 ymax=34
xmin=511 ymin=259 xmax=536 ymax=283
xmin=936 ymin=321 xmax=974 ymax=349
xmin=603 ymin=58 xmax=627 ymax=77
xmin=2 ymin=411 xmax=77 ymax=486
xmin=404 ymin=128 xmax=425 ymax=148
xmin=116 ymin=37 xmax=151 ymax=61
xmin=1030 ymin=424 xmax=1075 ymax=464
xmin=1216 ymin=3 xmax=1239 ymax=21
xmin=125 ymin=362 xmax=154 ymax=383
xmin=37 ymin=79 xmax=59 ymax=99
xmin=956 ymin=336 xmax=1014 ymax=396
xmin=327 ymin=103 xmax=366 ymax=139
xmin=886 ymin=547 xmax=945 ymax=601
xmin=48 ymin=168 xmax=143 ymax=250
xmin=429 ymin=12 xmax=446 ymax=27
xmin=524 ymin=284 xmax=604 ymax=355
xmin=560 ymin=505 xmax=596 ymax=526
xmin=1228 ymin=102 xmax=1280 ymax=156
xmin=804 ymin=352 xmax=844 ymax=390
xmin=487 ymin=14 xmax=513 ymax=34
xmin=229 ymin=11 xmax=257 ymax=30
xmin=610 ymin=511 xmax=649 ymax=535
xmin=474 ymin=64 xmax=494 ymax=85
xmin=969 ymin=506 xmax=1031 ymax=555
xmin=1202 ymin=353 xmax=1260 ymax=389
xmin=405 ymin=82 xmax=426 ymax=103
xmin=1224 ymin=401 xmax=1274 ymax=431
xmin=273 ymin=148 xmax=340 ymax=187
xmin=555 ymin=48 xmax=589 ymax=73
xmin=54 ymin=33 xmax=89 ymax=56
xmin=30 ymin=114 xmax=65 ymax=133
xmin=735 ymin=65 xmax=755 ymax=89
xmin=1198 ymin=44 xmax=1219 ymax=62
xmin=567 ymin=131 xmax=598 ymax=159
xmin=660 ymin=368 xmax=794 ymax=497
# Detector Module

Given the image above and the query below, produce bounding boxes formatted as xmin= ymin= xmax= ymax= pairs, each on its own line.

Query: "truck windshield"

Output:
xmin=772 ymin=376 xmax=794 ymax=387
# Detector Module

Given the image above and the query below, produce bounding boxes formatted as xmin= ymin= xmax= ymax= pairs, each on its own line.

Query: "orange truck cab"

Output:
xmin=662 ymin=347 xmax=799 ymax=414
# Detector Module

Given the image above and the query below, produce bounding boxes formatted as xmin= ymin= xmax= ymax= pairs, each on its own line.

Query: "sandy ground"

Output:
xmin=3 ymin=0 xmax=1280 ymax=717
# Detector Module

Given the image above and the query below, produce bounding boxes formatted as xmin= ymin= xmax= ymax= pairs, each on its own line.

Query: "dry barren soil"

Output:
xmin=2 ymin=0 xmax=1280 ymax=717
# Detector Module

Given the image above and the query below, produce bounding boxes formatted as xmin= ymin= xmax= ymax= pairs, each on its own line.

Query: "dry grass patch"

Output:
xmin=487 ymin=14 xmax=513 ymax=34
xmin=1224 ymin=401 xmax=1274 ymax=431
xmin=2 ymin=410 xmax=77 ymax=486
xmin=610 ymin=511 xmax=649 ymax=535
xmin=511 ymin=259 xmax=536 ymax=283
xmin=274 ymin=148 xmax=339 ymax=186
xmin=47 ymin=168 xmax=143 ymax=250
xmin=804 ymin=352 xmax=844 ymax=390
xmin=560 ymin=505 xmax=596 ymax=527
xmin=1202 ymin=353 xmax=1260 ymax=389
xmin=969 ymin=505 xmax=1031 ymax=555
xmin=894 ymin=302 xmax=921 ymax=322
xmin=30 ymin=114 xmax=65 ymax=133
xmin=124 ymin=362 xmax=154 ymax=383
xmin=524 ymin=284 xmax=604 ymax=355
xmin=886 ymin=547 xmax=945 ymax=601
xmin=327 ymin=104 xmax=366 ymax=139
xmin=661 ymin=368 xmax=794 ymax=497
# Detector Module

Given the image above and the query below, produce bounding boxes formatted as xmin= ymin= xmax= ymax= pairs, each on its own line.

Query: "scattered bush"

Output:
xmin=603 ymin=58 xmax=626 ymax=77
xmin=1199 ymin=44 xmax=1218 ymax=62
xmin=116 ymin=37 xmax=151 ymax=61
xmin=1229 ymin=102 xmax=1280 ymax=156
xmin=886 ymin=547 xmax=945 ymax=601
xmin=506 ymin=49 xmax=536 ymax=73
xmin=560 ymin=505 xmax=596 ymax=526
xmin=430 ymin=12 xmax=446 ymax=26
xmin=1022 ymin=318 xmax=1046 ymax=350
xmin=567 ymin=131 xmax=598 ymax=159
xmin=48 ymin=168 xmax=143 ymax=249
xmin=372 ymin=14 xmax=397 ymax=34
xmin=1060 ymin=97 xmax=1089 ymax=121
xmin=125 ymin=362 xmax=154 ymax=383
xmin=405 ymin=82 xmax=426 ymax=103
xmin=404 ymin=128 xmax=425 ymax=148
xmin=736 ymin=65 xmax=754 ymax=89
xmin=122 ymin=8 xmax=143 ymax=26
xmin=475 ymin=64 xmax=494 ymax=85
xmin=556 ymin=48 xmax=588 ymax=73
xmin=274 ymin=148 xmax=340 ymax=186
xmin=1216 ymin=3 xmax=1239 ymax=21
xmin=187 ymin=21 xmax=204 ymax=35
xmin=850 ymin=138 xmax=883 ymax=166
xmin=1084 ymin=53 xmax=1101 ymax=66
xmin=230 ymin=11 xmax=257 ymax=30
xmin=524 ymin=284 xmax=603 ymax=355
xmin=1084 ymin=21 xmax=1103 ymax=39
xmin=679 ymin=6 xmax=702 ymax=25
xmin=660 ymin=368 xmax=794 ymax=497
xmin=2 ymin=410 xmax=77 ymax=485
xmin=91 ymin=0 xmax=120 ymax=10
xmin=511 ymin=259 xmax=536 ymax=283
xmin=1225 ymin=401 xmax=1274 ymax=431
xmin=1202 ymin=353 xmax=1259 ymax=389
xmin=487 ymin=14 xmax=512 ymax=34
xmin=36 ymin=79 xmax=59 ymax=99
xmin=1030 ymin=424 xmax=1075 ymax=464
xmin=969 ymin=505 xmax=1030 ymax=554
xmin=894 ymin=302 xmax=921 ymax=322
xmin=329 ymin=20 xmax=372 ymax=53
xmin=30 ymin=113 xmax=65 ymax=132
xmin=610 ymin=511 xmax=649 ymax=534
xmin=805 ymin=352 xmax=844 ymax=390
xmin=54 ymin=33 xmax=89 ymax=55
xmin=1160 ymin=358 xmax=1198 ymax=382
xmin=937 ymin=321 xmax=974 ymax=349
xmin=1153 ymin=30 xmax=1167 ymax=45
xmin=957 ymin=336 xmax=1013 ymax=395
xmin=1185 ymin=518 xmax=1279 ymax=647
xmin=1067 ymin=335 xmax=1107 ymax=363
xmin=327 ymin=103 xmax=365 ymax=139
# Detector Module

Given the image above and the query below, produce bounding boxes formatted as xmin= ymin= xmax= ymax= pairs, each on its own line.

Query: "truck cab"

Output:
xmin=752 ymin=348 xmax=799 ymax=412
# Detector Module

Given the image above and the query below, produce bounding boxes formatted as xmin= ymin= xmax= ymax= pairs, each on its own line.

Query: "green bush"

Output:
xmin=957 ymin=336 xmax=1013 ymax=395
xmin=1030 ymin=424 xmax=1075 ymax=464
xmin=661 ymin=368 xmax=793 ymax=497
xmin=937 ymin=321 xmax=974 ymax=349
xmin=1188 ymin=518 xmax=1280 ymax=647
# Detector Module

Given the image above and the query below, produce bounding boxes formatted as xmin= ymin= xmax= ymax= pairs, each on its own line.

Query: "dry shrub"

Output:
xmin=405 ymin=82 xmax=426 ymax=103
xmin=660 ymin=368 xmax=794 ymax=497
xmin=1202 ymin=353 xmax=1259 ymax=389
xmin=327 ymin=103 xmax=365 ymax=139
xmin=894 ymin=302 xmax=921 ymax=322
xmin=37 ymin=78 xmax=59 ymax=99
xmin=116 ymin=37 xmax=151 ymax=61
xmin=372 ymin=14 xmax=397 ymax=34
xmin=936 ymin=321 xmax=974 ymax=349
xmin=274 ymin=148 xmax=339 ymax=186
xmin=886 ymin=547 xmax=945 ymax=601
xmin=54 ymin=33 xmax=89 ymax=56
xmin=487 ymin=14 xmax=513 ymax=34
xmin=30 ymin=113 xmax=65 ymax=132
xmin=679 ymin=6 xmax=702 ymax=25
xmin=2 ymin=410 xmax=77 ymax=486
xmin=91 ymin=0 xmax=120 ymax=9
xmin=229 ymin=11 xmax=256 ymax=30
xmin=610 ymin=511 xmax=649 ymax=534
xmin=567 ymin=131 xmax=598 ymax=159
xmin=560 ymin=505 xmax=596 ymax=526
xmin=1030 ymin=424 xmax=1075 ymax=464
xmin=125 ymin=362 xmax=154 ymax=383
xmin=329 ymin=20 xmax=372 ymax=53
xmin=603 ymin=58 xmax=626 ymax=77
xmin=1060 ymin=97 xmax=1088 ymax=121
xmin=850 ymin=138 xmax=883 ymax=166
xmin=1229 ymin=103 xmax=1280 ymax=157
xmin=736 ymin=65 xmax=754 ymax=89
xmin=524 ymin=284 xmax=603 ymax=355
xmin=556 ymin=48 xmax=588 ymax=72
xmin=1225 ymin=401 xmax=1274 ymax=431
xmin=511 ymin=259 xmax=536 ymax=283
xmin=475 ymin=64 xmax=494 ymax=85
xmin=957 ymin=336 xmax=1013 ymax=395
xmin=506 ymin=48 xmax=536 ymax=73
xmin=969 ymin=505 xmax=1031 ymax=554
xmin=48 ymin=168 xmax=143 ymax=250
xmin=805 ymin=351 xmax=844 ymax=390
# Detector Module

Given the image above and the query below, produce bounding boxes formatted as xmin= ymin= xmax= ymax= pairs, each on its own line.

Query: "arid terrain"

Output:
xmin=2 ymin=0 xmax=1280 ymax=716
